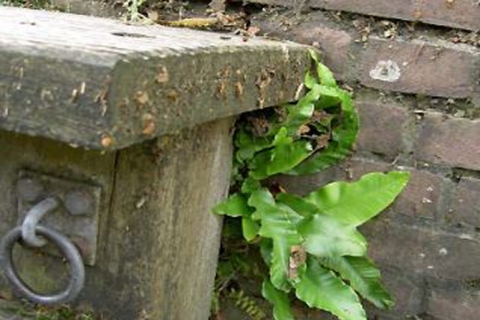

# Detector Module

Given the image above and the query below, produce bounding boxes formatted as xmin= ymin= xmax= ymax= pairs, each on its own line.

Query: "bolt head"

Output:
xmin=65 ymin=190 xmax=93 ymax=216
xmin=17 ymin=178 xmax=45 ymax=203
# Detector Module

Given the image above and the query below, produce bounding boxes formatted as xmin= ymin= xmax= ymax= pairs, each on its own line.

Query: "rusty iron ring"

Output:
xmin=0 ymin=225 xmax=85 ymax=305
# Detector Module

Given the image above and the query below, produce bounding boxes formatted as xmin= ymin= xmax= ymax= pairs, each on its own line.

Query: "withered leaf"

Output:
xmin=289 ymin=245 xmax=307 ymax=279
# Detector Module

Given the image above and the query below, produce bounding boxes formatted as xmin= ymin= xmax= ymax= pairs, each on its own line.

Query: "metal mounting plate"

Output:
xmin=17 ymin=170 xmax=101 ymax=266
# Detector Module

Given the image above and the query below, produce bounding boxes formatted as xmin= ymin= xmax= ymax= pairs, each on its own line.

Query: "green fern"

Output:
xmin=213 ymin=50 xmax=410 ymax=320
xmin=123 ymin=0 xmax=147 ymax=21
xmin=228 ymin=289 xmax=266 ymax=320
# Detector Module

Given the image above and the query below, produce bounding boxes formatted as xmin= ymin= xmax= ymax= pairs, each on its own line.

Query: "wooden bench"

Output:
xmin=0 ymin=6 xmax=311 ymax=319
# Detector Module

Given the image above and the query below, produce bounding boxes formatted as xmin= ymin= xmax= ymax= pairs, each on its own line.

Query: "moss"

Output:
xmin=0 ymin=300 xmax=97 ymax=320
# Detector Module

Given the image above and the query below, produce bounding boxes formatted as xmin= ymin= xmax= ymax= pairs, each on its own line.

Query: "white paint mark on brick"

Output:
xmin=439 ymin=248 xmax=448 ymax=256
xmin=369 ymin=60 xmax=402 ymax=82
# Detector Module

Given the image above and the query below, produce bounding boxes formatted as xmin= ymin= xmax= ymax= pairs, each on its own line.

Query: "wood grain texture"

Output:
xmin=0 ymin=118 xmax=233 ymax=319
xmin=101 ymin=118 xmax=233 ymax=319
xmin=0 ymin=6 xmax=312 ymax=150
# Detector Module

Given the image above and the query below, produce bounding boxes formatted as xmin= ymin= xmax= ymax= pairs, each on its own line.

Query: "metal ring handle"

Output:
xmin=22 ymin=197 xmax=60 ymax=247
xmin=0 ymin=225 xmax=85 ymax=305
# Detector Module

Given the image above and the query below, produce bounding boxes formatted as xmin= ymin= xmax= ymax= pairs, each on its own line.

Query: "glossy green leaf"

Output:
xmin=276 ymin=193 xmax=317 ymax=218
xmin=248 ymin=150 xmax=272 ymax=180
xmin=305 ymin=171 xmax=410 ymax=227
xmin=317 ymin=63 xmax=337 ymax=88
xmin=248 ymin=188 xmax=274 ymax=217
xmin=304 ymin=70 xmax=317 ymax=89
xmin=235 ymin=129 xmax=272 ymax=163
xmin=270 ymin=238 xmax=294 ymax=291
xmin=320 ymin=256 xmax=394 ymax=309
xmin=295 ymin=257 xmax=366 ymax=320
xmin=272 ymin=127 xmax=291 ymax=146
xmin=241 ymin=176 xmax=261 ymax=193
xmin=284 ymin=85 xmax=324 ymax=134
xmin=250 ymin=128 xmax=313 ymax=179
xmin=260 ymin=238 xmax=273 ymax=266
xmin=289 ymin=88 xmax=359 ymax=175
xmin=284 ymin=101 xmax=314 ymax=135
xmin=309 ymin=49 xmax=337 ymax=88
xmin=213 ymin=194 xmax=252 ymax=217
xmin=315 ymin=86 xmax=342 ymax=109
xmin=248 ymin=189 xmax=304 ymax=290
xmin=298 ymin=215 xmax=367 ymax=257
xmin=268 ymin=140 xmax=313 ymax=176
xmin=263 ymin=279 xmax=295 ymax=320
xmin=249 ymin=189 xmax=303 ymax=238
xmin=242 ymin=216 xmax=260 ymax=241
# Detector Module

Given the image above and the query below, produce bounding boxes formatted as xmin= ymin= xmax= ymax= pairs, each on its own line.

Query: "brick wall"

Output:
xmin=243 ymin=1 xmax=480 ymax=319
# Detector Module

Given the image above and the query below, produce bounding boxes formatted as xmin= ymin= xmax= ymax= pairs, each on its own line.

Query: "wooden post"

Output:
xmin=102 ymin=119 xmax=233 ymax=319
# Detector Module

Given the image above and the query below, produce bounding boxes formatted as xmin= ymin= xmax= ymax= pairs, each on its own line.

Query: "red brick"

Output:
xmin=270 ymin=165 xmax=344 ymax=196
xmin=355 ymin=98 xmax=409 ymax=157
xmin=362 ymin=221 xmax=480 ymax=281
xmin=252 ymin=17 xmax=354 ymax=81
xmin=252 ymin=11 xmax=480 ymax=99
xmin=243 ymin=0 xmax=480 ymax=31
xmin=361 ymin=38 xmax=479 ymax=98
xmin=311 ymin=0 xmax=413 ymax=23
xmin=415 ymin=113 xmax=480 ymax=170
xmin=417 ymin=0 xmax=480 ymax=32
xmin=292 ymin=26 xmax=353 ymax=81
xmin=391 ymin=169 xmax=444 ymax=220
xmin=311 ymin=0 xmax=480 ymax=31
xmin=341 ymin=158 xmax=392 ymax=181
xmin=447 ymin=177 xmax=480 ymax=227
xmin=427 ymin=288 xmax=480 ymax=320
xmin=366 ymin=268 xmax=426 ymax=318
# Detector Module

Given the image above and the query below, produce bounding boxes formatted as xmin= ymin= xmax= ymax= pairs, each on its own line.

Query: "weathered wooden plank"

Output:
xmin=0 ymin=6 xmax=311 ymax=150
